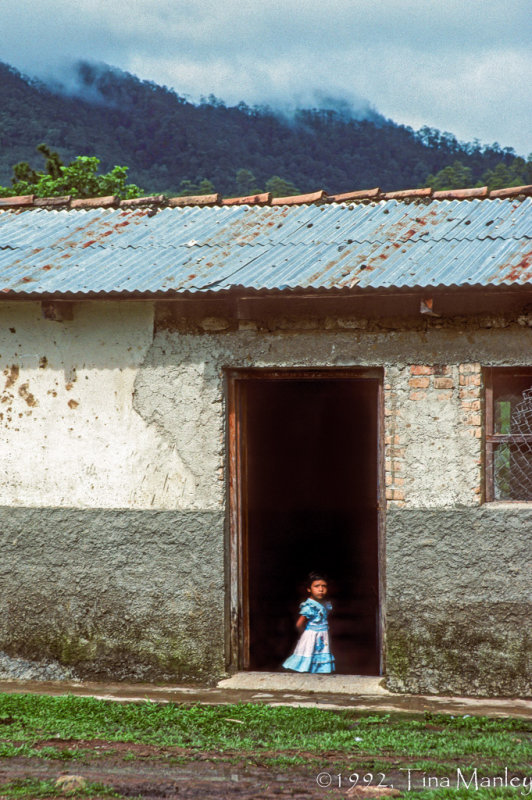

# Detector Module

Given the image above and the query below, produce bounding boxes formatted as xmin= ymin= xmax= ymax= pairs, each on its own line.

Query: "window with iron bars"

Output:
xmin=484 ymin=367 xmax=532 ymax=502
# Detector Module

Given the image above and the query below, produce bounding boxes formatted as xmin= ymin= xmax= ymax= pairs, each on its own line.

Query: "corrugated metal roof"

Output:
xmin=0 ymin=197 xmax=530 ymax=296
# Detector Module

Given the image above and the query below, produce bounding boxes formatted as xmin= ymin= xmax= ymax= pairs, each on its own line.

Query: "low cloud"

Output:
xmin=1 ymin=0 xmax=530 ymax=154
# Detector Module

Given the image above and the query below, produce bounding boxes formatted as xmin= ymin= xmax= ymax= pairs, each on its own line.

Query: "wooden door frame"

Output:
xmin=225 ymin=367 xmax=386 ymax=674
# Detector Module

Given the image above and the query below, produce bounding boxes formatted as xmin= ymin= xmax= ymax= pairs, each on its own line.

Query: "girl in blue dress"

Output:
xmin=282 ymin=572 xmax=335 ymax=674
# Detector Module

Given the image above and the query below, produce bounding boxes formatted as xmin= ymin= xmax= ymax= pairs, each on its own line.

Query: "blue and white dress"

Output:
xmin=282 ymin=598 xmax=335 ymax=673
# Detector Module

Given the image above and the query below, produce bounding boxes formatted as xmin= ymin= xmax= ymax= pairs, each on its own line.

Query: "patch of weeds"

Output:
xmin=263 ymin=754 xmax=308 ymax=767
xmin=38 ymin=746 xmax=88 ymax=761
xmin=0 ymin=741 xmax=88 ymax=761
xmin=0 ymin=742 xmax=43 ymax=758
xmin=0 ymin=777 xmax=126 ymax=798
xmin=0 ymin=694 xmax=529 ymax=767
xmin=404 ymin=790 xmax=528 ymax=800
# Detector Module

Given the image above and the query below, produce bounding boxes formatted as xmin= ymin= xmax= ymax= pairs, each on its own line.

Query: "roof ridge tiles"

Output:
xmin=382 ymin=187 xmax=432 ymax=200
xmin=120 ymin=194 xmax=166 ymax=208
xmin=433 ymin=186 xmax=488 ymax=200
xmin=222 ymin=192 xmax=271 ymax=206
xmin=70 ymin=195 xmax=119 ymax=209
xmin=272 ymin=190 xmax=327 ymax=206
xmin=0 ymin=184 xmax=531 ymax=212
xmin=169 ymin=193 xmax=221 ymax=207
xmin=329 ymin=188 xmax=380 ymax=202
xmin=489 ymin=184 xmax=532 ymax=199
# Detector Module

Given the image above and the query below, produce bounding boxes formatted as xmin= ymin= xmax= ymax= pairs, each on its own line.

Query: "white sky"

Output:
xmin=1 ymin=0 xmax=531 ymax=155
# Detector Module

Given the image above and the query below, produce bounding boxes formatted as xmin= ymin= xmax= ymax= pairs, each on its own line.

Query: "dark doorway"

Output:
xmin=229 ymin=371 xmax=382 ymax=675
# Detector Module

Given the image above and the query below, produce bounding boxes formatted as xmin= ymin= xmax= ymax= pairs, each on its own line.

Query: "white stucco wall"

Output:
xmin=1 ymin=301 xmax=531 ymax=512
xmin=0 ymin=301 xmax=196 ymax=509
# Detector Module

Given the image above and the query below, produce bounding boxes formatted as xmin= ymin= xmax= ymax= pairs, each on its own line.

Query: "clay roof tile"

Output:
xmin=222 ymin=192 xmax=271 ymax=206
xmin=489 ymin=184 xmax=532 ymax=199
xmin=272 ymin=190 xmax=327 ymax=206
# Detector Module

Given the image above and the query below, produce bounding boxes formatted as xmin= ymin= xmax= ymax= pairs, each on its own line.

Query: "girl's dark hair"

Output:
xmin=306 ymin=571 xmax=328 ymax=587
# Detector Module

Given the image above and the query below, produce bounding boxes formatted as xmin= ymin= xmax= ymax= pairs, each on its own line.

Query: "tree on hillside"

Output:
xmin=175 ymin=178 xmax=216 ymax=196
xmin=478 ymin=156 xmax=532 ymax=190
xmin=265 ymin=176 xmax=301 ymax=197
xmin=424 ymin=155 xmax=532 ymax=192
xmin=235 ymin=169 xmax=262 ymax=196
xmin=0 ymin=143 xmax=144 ymax=199
xmin=423 ymin=160 xmax=473 ymax=191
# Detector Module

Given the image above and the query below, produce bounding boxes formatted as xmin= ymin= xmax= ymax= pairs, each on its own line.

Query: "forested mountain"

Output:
xmin=0 ymin=60 xmax=527 ymax=196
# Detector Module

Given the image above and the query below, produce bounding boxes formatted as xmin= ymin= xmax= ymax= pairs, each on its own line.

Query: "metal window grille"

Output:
xmin=485 ymin=369 xmax=532 ymax=501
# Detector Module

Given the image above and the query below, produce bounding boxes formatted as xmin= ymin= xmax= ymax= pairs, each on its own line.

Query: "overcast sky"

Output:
xmin=2 ymin=0 xmax=531 ymax=155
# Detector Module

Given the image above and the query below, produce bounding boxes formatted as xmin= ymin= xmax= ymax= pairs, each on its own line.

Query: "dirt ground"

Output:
xmin=0 ymin=740 xmax=396 ymax=799
xmin=0 ymin=680 xmax=530 ymax=798
xmin=2 ymin=740 xmax=531 ymax=800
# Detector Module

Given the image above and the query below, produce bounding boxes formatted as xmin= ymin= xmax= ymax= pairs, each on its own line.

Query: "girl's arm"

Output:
xmin=296 ymin=615 xmax=308 ymax=634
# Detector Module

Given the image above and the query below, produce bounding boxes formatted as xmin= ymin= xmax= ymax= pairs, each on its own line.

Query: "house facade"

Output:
xmin=0 ymin=186 xmax=530 ymax=695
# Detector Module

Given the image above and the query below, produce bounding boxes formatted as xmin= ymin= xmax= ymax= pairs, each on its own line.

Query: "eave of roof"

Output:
xmin=0 ymin=185 xmax=530 ymax=298
xmin=1 ymin=183 xmax=531 ymax=212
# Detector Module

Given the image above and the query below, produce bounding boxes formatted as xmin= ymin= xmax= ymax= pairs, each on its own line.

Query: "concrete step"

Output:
xmin=218 ymin=672 xmax=390 ymax=695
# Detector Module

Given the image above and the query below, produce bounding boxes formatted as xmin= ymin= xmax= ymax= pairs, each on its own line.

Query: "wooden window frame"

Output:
xmin=484 ymin=366 xmax=532 ymax=503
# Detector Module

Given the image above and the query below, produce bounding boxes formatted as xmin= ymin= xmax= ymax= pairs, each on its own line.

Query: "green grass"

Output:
xmin=404 ymin=792 xmax=528 ymax=800
xmin=0 ymin=694 xmax=529 ymax=773
xmin=0 ymin=777 xmax=125 ymax=798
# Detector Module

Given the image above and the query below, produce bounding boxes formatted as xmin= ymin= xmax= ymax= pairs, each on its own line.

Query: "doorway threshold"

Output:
xmin=218 ymin=672 xmax=389 ymax=696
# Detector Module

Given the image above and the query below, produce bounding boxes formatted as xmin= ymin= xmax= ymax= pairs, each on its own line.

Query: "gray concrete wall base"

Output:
xmin=0 ymin=507 xmax=225 ymax=682
xmin=385 ymin=508 xmax=532 ymax=696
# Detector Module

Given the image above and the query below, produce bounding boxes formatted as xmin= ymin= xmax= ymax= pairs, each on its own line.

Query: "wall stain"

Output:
xmin=4 ymin=365 xmax=19 ymax=389
xmin=18 ymin=383 xmax=38 ymax=407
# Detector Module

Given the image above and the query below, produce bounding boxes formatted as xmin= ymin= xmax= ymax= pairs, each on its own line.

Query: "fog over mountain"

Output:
xmin=1 ymin=0 xmax=530 ymax=155
xmin=0 ymin=60 xmax=525 ymax=197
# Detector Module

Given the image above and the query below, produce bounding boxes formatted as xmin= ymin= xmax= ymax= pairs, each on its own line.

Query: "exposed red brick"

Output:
xmin=222 ymin=192 xmax=271 ymax=206
xmin=34 ymin=196 xmax=71 ymax=207
xmin=70 ymin=196 xmax=119 ymax=209
xmin=434 ymin=377 xmax=454 ymax=389
xmin=382 ymin=188 xmax=432 ymax=200
xmin=409 ymin=376 xmax=430 ymax=388
xmin=272 ymin=190 xmax=327 ymax=206
xmin=460 ymin=388 xmax=479 ymax=399
xmin=169 ymin=194 xmax=221 ymax=207
xmin=0 ymin=195 xmax=34 ymax=208
xmin=459 ymin=362 xmax=481 ymax=373
xmin=461 ymin=399 xmax=481 ymax=411
xmin=489 ymin=184 xmax=532 ymax=199
xmin=433 ymin=187 xmax=488 ymax=200
xmin=410 ymin=365 xmax=433 ymax=375
xmin=459 ymin=374 xmax=481 ymax=386
xmin=329 ymin=188 xmax=380 ymax=202
xmin=120 ymin=195 xmax=166 ymax=208
xmin=409 ymin=391 xmax=426 ymax=401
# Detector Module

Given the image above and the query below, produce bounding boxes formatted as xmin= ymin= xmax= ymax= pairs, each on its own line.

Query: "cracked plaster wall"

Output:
xmin=0 ymin=301 xmax=531 ymax=691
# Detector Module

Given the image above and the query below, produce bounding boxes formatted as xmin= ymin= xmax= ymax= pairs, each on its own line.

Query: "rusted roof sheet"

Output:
xmin=0 ymin=198 xmax=530 ymax=296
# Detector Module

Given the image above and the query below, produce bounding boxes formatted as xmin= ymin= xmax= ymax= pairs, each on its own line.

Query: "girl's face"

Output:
xmin=308 ymin=579 xmax=328 ymax=602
